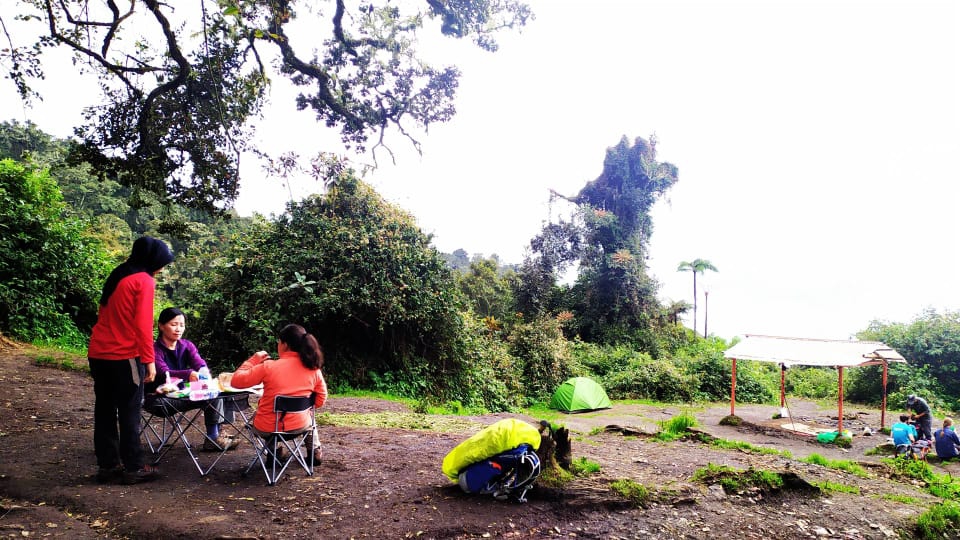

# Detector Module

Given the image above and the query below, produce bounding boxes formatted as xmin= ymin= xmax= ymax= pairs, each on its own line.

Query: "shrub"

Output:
xmin=603 ymin=354 xmax=697 ymax=402
xmin=506 ymin=316 xmax=573 ymax=402
xmin=916 ymin=502 xmax=960 ymax=539
xmin=0 ymin=159 xmax=111 ymax=342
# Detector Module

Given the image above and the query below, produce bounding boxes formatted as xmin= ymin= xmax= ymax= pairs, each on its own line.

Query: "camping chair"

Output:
xmin=244 ymin=393 xmax=317 ymax=485
xmin=140 ymin=399 xmax=181 ymax=455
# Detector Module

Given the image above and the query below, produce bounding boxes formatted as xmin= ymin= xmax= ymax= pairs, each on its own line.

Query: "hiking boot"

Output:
xmin=203 ymin=435 xmax=241 ymax=452
xmin=96 ymin=465 xmax=124 ymax=484
xmin=121 ymin=464 xmax=160 ymax=485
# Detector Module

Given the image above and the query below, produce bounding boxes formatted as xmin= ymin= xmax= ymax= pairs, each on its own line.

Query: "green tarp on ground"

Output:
xmin=549 ymin=377 xmax=611 ymax=412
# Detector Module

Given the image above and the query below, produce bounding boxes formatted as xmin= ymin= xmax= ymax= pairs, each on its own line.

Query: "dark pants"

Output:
xmin=919 ymin=415 xmax=934 ymax=441
xmin=90 ymin=358 xmax=145 ymax=471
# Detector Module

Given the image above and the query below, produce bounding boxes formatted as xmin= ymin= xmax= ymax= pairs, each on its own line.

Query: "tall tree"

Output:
xmin=677 ymin=258 xmax=717 ymax=335
xmin=1 ymin=0 xmax=532 ymax=212
xmin=530 ymin=135 xmax=679 ymax=347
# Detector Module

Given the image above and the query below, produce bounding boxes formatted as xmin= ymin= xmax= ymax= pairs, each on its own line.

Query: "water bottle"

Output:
xmin=198 ymin=367 xmax=211 ymax=380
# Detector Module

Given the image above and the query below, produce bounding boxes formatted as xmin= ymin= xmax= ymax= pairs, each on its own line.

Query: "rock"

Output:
xmin=707 ymin=484 xmax=726 ymax=500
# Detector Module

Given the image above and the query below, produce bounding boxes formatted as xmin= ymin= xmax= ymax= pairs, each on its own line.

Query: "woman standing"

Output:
xmin=232 ymin=324 xmax=328 ymax=463
xmin=88 ymin=236 xmax=173 ymax=484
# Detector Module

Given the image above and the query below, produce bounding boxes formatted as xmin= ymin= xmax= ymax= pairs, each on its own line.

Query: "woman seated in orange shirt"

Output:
xmin=231 ymin=324 xmax=328 ymax=462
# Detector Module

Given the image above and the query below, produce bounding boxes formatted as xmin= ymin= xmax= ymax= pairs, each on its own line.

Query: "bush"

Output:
xmin=678 ymin=351 xmax=776 ymax=404
xmin=603 ymin=354 xmax=697 ymax=402
xmin=916 ymin=502 xmax=960 ymax=539
xmin=787 ymin=366 xmax=841 ymax=400
xmin=0 ymin=159 xmax=111 ymax=342
xmin=506 ymin=316 xmax=573 ymax=402
xmin=187 ymin=176 xmax=481 ymax=405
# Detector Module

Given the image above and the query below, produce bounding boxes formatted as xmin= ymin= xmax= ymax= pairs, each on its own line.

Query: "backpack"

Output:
xmin=457 ymin=443 xmax=541 ymax=503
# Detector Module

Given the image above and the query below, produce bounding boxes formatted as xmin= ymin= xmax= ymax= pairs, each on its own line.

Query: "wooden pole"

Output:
xmin=837 ymin=366 xmax=844 ymax=434
xmin=881 ymin=361 xmax=888 ymax=429
xmin=730 ymin=358 xmax=737 ymax=416
xmin=780 ymin=364 xmax=786 ymax=408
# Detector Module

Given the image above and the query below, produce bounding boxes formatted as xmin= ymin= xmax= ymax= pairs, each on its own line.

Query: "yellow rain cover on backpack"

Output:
xmin=442 ymin=418 xmax=541 ymax=482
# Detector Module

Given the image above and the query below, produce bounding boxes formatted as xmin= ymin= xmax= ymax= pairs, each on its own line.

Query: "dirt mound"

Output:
xmin=0 ymin=348 xmax=943 ymax=539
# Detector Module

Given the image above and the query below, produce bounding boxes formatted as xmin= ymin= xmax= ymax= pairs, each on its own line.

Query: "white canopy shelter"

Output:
xmin=724 ymin=334 xmax=907 ymax=432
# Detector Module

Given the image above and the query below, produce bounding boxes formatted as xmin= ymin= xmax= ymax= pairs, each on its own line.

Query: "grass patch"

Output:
xmin=916 ymin=501 xmax=960 ymax=539
xmin=588 ymin=426 xmax=604 ymax=436
xmin=692 ymin=463 xmax=784 ymax=493
xmin=33 ymin=353 xmax=87 ymax=373
xmin=654 ymin=412 xmax=697 ymax=442
xmin=882 ymin=457 xmax=960 ymax=501
xmin=610 ymin=479 xmax=651 ymax=506
xmin=802 ymin=454 xmax=869 ymax=478
xmin=315 ymin=411 xmax=480 ymax=432
xmin=812 ymin=480 xmax=860 ymax=495
xmin=879 ymin=493 xmax=922 ymax=504
xmin=569 ymin=457 xmax=601 ymax=476
xmin=538 ymin=465 xmax=574 ymax=487
xmin=706 ymin=436 xmax=792 ymax=458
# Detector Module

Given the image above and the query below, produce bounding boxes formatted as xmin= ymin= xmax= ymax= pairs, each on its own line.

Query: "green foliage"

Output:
xmin=855 ymin=309 xmax=960 ymax=410
xmin=7 ymin=2 xmax=532 ymax=212
xmin=186 ymin=175 xmax=526 ymax=411
xmin=883 ymin=456 xmax=934 ymax=482
xmin=916 ymin=502 xmax=960 ymax=540
xmin=672 ymin=337 xmax=777 ymax=403
xmin=801 ymin=454 xmax=869 ymax=478
xmin=692 ymin=463 xmax=784 ymax=493
xmin=610 ymin=479 xmax=651 ymax=506
xmin=812 ymin=480 xmax=860 ymax=495
xmin=880 ymin=493 xmax=921 ymax=504
xmin=705 ymin=436 xmax=792 ymax=458
xmin=455 ymin=256 xmax=516 ymax=321
xmin=604 ymin=354 xmax=697 ymax=403
xmin=569 ymin=457 xmax=601 ymax=476
xmin=654 ymin=412 xmax=698 ymax=442
xmin=0 ymin=159 xmax=112 ymax=342
xmin=786 ymin=366 xmax=842 ymax=400
xmin=506 ymin=316 xmax=573 ymax=402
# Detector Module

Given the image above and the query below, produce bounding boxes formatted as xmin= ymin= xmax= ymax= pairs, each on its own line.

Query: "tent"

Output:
xmin=724 ymin=334 xmax=906 ymax=432
xmin=549 ymin=377 xmax=611 ymax=412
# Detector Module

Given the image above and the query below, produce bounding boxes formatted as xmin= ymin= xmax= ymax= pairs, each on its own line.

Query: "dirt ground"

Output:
xmin=0 ymin=342 xmax=953 ymax=539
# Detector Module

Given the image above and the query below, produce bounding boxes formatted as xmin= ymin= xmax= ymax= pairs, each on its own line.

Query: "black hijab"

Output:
xmin=99 ymin=236 xmax=174 ymax=306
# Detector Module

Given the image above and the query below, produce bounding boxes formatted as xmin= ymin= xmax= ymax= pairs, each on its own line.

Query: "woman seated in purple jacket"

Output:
xmin=144 ymin=307 xmax=239 ymax=452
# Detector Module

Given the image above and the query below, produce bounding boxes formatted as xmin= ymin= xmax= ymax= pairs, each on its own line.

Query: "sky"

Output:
xmin=3 ymin=0 xmax=959 ymax=341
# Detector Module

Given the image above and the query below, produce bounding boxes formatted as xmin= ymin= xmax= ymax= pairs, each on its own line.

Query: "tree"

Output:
xmin=1 ymin=0 xmax=532 ymax=212
xmin=853 ymin=309 xmax=960 ymax=409
xmin=0 ymin=159 xmax=111 ymax=343
xmin=534 ymin=135 xmax=680 ymax=347
xmin=456 ymin=256 xmax=515 ymax=321
xmin=677 ymin=258 xmax=717 ymax=335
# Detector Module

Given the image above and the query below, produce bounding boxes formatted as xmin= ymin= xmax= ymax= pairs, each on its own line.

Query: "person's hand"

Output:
xmin=188 ymin=371 xmax=199 ymax=382
xmin=253 ymin=351 xmax=270 ymax=362
xmin=144 ymin=362 xmax=156 ymax=384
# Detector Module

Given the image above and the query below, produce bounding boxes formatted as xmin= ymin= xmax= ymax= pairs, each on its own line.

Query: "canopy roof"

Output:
xmin=724 ymin=334 xmax=906 ymax=368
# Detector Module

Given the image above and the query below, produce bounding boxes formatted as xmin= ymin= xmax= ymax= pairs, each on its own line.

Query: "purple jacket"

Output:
xmin=153 ymin=338 xmax=206 ymax=383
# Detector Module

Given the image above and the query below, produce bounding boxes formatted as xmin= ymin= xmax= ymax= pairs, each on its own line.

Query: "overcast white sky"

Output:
xmin=3 ymin=0 xmax=958 ymax=341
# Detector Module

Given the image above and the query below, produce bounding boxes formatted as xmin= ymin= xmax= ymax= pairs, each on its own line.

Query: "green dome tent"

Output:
xmin=549 ymin=377 xmax=611 ymax=412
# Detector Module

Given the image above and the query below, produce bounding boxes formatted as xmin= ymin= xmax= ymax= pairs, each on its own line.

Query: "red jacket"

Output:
xmin=232 ymin=351 xmax=327 ymax=433
xmin=87 ymin=272 xmax=157 ymax=364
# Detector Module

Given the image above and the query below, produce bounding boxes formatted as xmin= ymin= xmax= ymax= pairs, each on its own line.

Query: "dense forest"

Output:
xmin=3 ymin=120 xmax=960 ymax=412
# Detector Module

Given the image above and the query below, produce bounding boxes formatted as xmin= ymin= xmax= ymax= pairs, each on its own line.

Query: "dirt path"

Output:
xmin=0 ymin=343 xmax=948 ymax=539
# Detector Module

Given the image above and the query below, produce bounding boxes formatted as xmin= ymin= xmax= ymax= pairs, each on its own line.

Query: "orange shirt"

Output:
xmin=232 ymin=351 xmax=327 ymax=433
